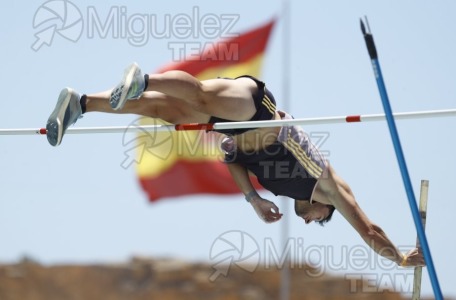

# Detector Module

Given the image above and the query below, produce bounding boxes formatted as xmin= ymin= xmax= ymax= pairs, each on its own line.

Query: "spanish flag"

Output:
xmin=137 ymin=20 xmax=276 ymax=201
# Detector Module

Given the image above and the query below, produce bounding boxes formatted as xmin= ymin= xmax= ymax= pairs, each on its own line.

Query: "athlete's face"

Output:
xmin=298 ymin=201 xmax=330 ymax=224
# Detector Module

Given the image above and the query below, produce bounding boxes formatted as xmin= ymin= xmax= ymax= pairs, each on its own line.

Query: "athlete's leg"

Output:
xmin=47 ymin=63 xmax=259 ymax=146
xmin=145 ymin=70 xmax=258 ymax=121
xmin=111 ymin=63 xmax=259 ymax=121
xmin=87 ymin=90 xmax=210 ymax=124
xmin=46 ymin=86 xmax=211 ymax=146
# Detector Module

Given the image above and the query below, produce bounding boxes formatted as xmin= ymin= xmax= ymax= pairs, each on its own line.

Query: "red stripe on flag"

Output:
xmin=346 ymin=115 xmax=361 ymax=123
xmin=157 ymin=20 xmax=275 ymax=75
xmin=140 ymin=160 xmax=263 ymax=201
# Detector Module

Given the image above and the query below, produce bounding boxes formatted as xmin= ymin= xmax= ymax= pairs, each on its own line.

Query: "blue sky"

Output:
xmin=0 ymin=0 xmax=455 ymax=298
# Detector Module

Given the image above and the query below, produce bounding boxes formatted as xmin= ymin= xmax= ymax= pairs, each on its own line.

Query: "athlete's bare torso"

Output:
xmin=232 ymin=111 xmax=281 ymax=152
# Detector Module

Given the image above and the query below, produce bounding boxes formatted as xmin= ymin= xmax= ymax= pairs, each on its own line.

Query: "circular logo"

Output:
xmin=31 ymin=0 xmax=83 ymax=51
xmin=121 ymin=117 xmax=174 ymax=169
xmin=209 ymin=230 xmax=260 ymax=281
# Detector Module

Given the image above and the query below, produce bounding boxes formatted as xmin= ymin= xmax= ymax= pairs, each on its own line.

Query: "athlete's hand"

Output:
xmin=250 ymin=196 xmax=283 ymax=223
xmin=400 ymin=248 xmax=426 ymax=267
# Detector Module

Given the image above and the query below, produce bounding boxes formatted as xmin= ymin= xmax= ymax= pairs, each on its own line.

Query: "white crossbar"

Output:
xmin=0 ymin=108 xmax=455 ymax=136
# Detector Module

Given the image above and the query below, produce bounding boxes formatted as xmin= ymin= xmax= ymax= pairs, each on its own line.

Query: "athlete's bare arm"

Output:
xmin=313 ymin=165 xmax=425 ymax=267
xmin=227 ymin=163 xmax=282 ymax=223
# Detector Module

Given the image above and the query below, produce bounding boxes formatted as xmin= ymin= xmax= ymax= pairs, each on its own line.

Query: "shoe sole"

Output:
xmin=111 ymin=63 xmax=139 ymax=111
xmin=46 ymin=88 xmax=73 ymax=146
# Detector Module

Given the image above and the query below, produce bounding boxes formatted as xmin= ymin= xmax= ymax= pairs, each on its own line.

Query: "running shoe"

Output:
xmin=46 ymin=87 xmax=82 ymax=146
xmin=110 ymin=62 xmax=145 ymax=110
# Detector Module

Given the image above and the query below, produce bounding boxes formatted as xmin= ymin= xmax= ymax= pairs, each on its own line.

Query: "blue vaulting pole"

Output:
xmin=360 ymin=18 xmax=443 ymax=299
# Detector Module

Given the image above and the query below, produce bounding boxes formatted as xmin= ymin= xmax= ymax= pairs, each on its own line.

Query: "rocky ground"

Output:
xmin=0 ymin=257 xmax=436 ymax=300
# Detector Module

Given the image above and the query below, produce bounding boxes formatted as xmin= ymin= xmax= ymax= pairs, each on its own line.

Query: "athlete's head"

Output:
xmin=294 ymin=200 xmax=335 ymax=226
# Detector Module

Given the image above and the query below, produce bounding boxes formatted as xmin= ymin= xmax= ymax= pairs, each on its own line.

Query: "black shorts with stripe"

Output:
xmin=222 ymin=111 xmax=328 ymax=201
xmin=209 ymin=75 xmax=276 ymax=136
